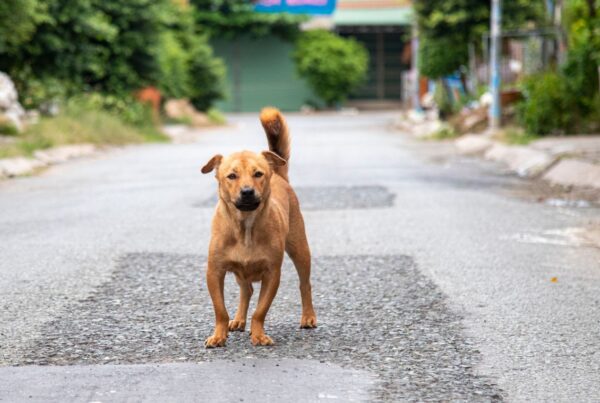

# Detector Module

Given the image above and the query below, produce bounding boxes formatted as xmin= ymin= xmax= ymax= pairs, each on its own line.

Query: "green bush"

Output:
xmin=188 ymin=39 xmax=226 ymax=111
xmin=517 ymin=72 xmax=575 ymax=135
xmin=0 ymin=0 xmax=48 ymax=53
xmin=11 ymin=74 xmax=70 ymax=110
xmin=517 ymin=1 xmax=599 ymax=136
xmin=156 ymin=2 xmax=225 ymax=110
xmin=562 ymin=4 xmax=600 ymax=116
xmin=156 ymin=31 xmax=192 ymax=100
xmin=0 ymin=0 xmax=225 ymax=112
xmin=294 ymin=30 xmax=368 ymax=106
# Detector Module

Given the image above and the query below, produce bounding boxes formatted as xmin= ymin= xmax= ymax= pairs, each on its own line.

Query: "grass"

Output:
xmin=0 ymin=107 xmax=168 ymax=159
xmin=429 ymin=126 xmax=459 ymax=141
xmin=206 ymin=107 xmax=226 ymax=125
xmin=163 ymin=115 xmax=194 ymax=126
xmin=0 ymin=120 xmax=19 ymax=136
xmin=500 ymin=127 xmax=540 ymax=145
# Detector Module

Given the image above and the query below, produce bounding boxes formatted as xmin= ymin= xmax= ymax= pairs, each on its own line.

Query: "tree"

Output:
xmin=157 ymin=0 xmax=226 ymax=109
xmin=0 ymin=0 xmax=162 ymax=94
xmin=0 ymin=0 xmax=226 ymax=110
xmin=415 ymin=0 xmax=546 ymax=78
xmin=191 ymin=0 xmax=306 ymax=40
xmin=0 ymin=0 xmax=48 ymax=53
xmin=294 ymin=30 xmax=369 ymax=106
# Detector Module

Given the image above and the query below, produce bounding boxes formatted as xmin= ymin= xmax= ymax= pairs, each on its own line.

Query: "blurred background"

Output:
xmin=0 ymin=0 xmax=598 ymax=159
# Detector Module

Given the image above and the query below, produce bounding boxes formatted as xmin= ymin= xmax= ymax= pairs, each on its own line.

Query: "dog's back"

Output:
xmin=260 ymin=107 xmax=291 ymax=182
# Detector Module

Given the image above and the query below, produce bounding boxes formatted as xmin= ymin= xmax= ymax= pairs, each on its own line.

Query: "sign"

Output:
xmin=255 ymin=0 xmax=337 ymax=15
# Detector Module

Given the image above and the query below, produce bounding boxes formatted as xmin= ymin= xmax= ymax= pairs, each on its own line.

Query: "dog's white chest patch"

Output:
xmin=243 ymin=214 xmax=257 ymax=247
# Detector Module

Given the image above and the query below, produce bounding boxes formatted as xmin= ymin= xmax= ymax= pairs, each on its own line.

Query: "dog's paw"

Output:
xmin=204 ymin=335 xmax=227 ymax=348
xmin=300 ymin=314 xmax=317 ymax=329
xmin=251 ymin=333 xmax=274 ymax=346
xmin=228 ymin=319 xmax=246 ymax=332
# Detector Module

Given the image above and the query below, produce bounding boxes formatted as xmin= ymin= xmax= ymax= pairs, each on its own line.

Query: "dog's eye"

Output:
xmin=254 ymin=171 xmax=264 ymax=178
xmin=227 ymin=173 xmax=237 ymax=180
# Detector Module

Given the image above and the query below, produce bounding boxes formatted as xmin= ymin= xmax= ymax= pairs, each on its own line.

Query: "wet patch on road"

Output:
xmin=16 ymin=253 xmax=502 ymax=401
xmin=194 ymin=185 xmax=395 ymax=210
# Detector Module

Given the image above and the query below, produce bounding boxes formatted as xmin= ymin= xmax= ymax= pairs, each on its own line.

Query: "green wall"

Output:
xmin=212 ymin=36 xmax=320 ymax=112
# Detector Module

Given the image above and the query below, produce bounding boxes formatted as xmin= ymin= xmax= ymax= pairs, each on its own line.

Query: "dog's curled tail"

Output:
xmin=260 ymin=107 xmax=290 ymax=180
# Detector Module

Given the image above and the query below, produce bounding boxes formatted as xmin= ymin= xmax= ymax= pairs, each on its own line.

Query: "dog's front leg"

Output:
xmin=205 ymin=264 xmax=229 ymax=348
xmin=229 ymin=275 xmax=253 ymax=332
xmin=250 ymin=267 xmax=281 ymax=346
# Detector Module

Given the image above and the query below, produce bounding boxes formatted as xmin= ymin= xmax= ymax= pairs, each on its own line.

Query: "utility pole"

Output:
xmin=489 ymin=0 xmax=502 ymax=130
xmin=412 ymin=24 xmax=422 ymax=113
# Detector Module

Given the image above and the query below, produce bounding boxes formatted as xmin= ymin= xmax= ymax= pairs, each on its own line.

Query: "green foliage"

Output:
xmin=517 ymin=0 xmax=599 ymax=135
xmin=415 ymin=0 xmax=545 ymax=77
xmin=0 ymin=0 xmax=226 ymax=112
xmin=562 ymin=0 xmax=600 ymax=115
xmin=192 ymin=0 xmax=306 ymax=40
xmin=503 ymin=127 xmax=540 ymax=145
xmin=156 ymin=31 xmax=193 ymax=99
xmin=430 ymin=126 xmax=458 ymax=140
xmin=294 ymin=30 xmax=369 ymax=106
xmin=206 ymin=107 xmax=226 ymax=125
xmin=433 ymin=79 xmax=456 ymax=119
xmin=0 ymin=120 xmax=19 ymax=136
xmin=0 ymin=0 xmax=162 ymax=94
xmin=0 ymin=101 xmax=166 ymax=158
xmin=156 ymin=1 xmax=225 ymax=109
xmin=517 ymin=72 xmax=575 ymax=135
xmin=188 ymin=38 xmax=227 ymax=111
xmin=418 ymin=36 xmax=467 ymax=79
xmin=66 ymin=92 xmax=156 ymax=129
xmin=11 ymin=74 xmax=70 ymax=110
xmin=0 ymin=0 xmax=48 ymax=52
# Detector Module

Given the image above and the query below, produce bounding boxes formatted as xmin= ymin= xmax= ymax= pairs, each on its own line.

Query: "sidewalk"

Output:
xmin=456 ymin=135 xmax=600 ymax=190
xmin=395 ymin=114 xmax=600 ymax=193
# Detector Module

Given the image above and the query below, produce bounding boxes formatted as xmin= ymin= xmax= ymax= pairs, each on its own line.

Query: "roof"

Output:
xmin=333 ymin=6 xmax=413 ymax=26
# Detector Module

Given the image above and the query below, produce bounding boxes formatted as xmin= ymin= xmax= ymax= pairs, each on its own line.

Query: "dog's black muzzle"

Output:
xmin=235 ymin=187 xmax=261 ymax=211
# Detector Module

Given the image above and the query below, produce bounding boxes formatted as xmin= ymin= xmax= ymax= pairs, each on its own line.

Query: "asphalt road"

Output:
xmin=1 ymin=112 xmax=599 ymax=402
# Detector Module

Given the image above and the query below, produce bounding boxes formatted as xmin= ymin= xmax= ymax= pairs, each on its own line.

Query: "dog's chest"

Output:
xmin=225 ymin=248 xmax=270 ymax=278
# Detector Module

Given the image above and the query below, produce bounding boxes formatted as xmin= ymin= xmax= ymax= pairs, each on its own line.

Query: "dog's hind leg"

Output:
xmin=229 ymin=275 xmax=253 ymax=332
xmin=286 ymin=204 xmax=317 ymax=329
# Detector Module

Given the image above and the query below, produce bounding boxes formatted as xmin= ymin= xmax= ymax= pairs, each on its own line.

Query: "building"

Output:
xmin=213 ymin=0 xmax=413 ymax=112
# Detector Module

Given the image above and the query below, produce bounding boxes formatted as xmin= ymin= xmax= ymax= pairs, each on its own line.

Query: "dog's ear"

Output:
xmin=201 ymin=154 xmax=223 ymax=174
xmin=261 ymin=151 xmax=287 ymax=167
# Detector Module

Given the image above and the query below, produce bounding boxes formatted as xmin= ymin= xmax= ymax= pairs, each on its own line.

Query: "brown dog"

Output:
xmin=201 ymin=107 xmax=317 ymax=348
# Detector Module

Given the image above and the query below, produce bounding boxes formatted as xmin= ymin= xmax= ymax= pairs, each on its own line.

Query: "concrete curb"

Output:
xmin=454 ymin=135 xmax=494 ymax=155
xmin=453 ymin=134 xmax=600 ymax=190
xmin=543 ymin=159 xmax=600 ymax=189
xmin=483 ymin=143 xmax=558 ymax=177
xmin=33 ymin=144 xmax=96 ymax=165
xmin=0 ymin=157 xmax=46 ymax=178
xmin=0 ymin=144 xmax=98 ymax=179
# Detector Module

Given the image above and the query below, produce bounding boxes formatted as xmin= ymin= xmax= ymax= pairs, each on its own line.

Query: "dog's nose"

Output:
xmin=240 ymin=187 xmax=255 ymax=198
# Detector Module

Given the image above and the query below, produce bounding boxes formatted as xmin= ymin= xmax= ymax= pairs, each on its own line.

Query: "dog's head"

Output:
xmin=201 ymin=150 xmax=286 ymax=212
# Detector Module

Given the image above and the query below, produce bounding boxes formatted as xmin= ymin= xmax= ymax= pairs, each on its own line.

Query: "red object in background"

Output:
xmin=419 ymin=77 xmax=428 ymax=101
xmin=135 ymin=86 xmax=161 ymax=124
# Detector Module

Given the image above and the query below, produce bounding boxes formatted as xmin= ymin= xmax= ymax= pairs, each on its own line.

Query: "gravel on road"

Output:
xmin=12 ymin=252 xmax=502 ymax=401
